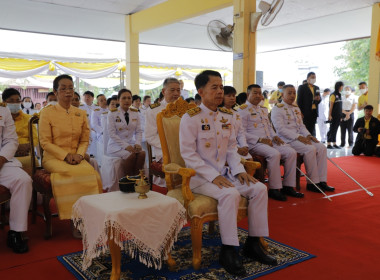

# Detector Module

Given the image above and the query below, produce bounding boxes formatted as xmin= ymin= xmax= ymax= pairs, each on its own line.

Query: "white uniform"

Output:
xmin=0 ymin=106 xmax=32 ymax=232
xmin=91 ymin=107 xmax=109 ymax=141
xmin=238 ymin=102 xmax=297 ymax=189
xmin=107 ymin=107 xmax=142 ymax=159
xmin=271 ymin=102 xmax=327 ymax=183
xmin=80 ymin=103 xmax=97 ymax=155
xmin=145 ymin=100 xmax=168 ymax=162
xmin=317 ymin=94 xmax=330 ymax=142
xmin=180 ymin=103 xmax=268 ymax=246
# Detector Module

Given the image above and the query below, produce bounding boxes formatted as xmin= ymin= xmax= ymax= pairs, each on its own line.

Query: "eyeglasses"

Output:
xmin=58 ymin=88 xmax=74 ymax=92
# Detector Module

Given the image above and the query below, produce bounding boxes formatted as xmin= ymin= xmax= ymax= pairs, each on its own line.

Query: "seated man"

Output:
xmin=91 ymin=94 xmax=109 ymax=142
xmin=271 ymin=85 xmax=334 ymax=193
xmin=145 ymin=77 xmax=181 ymax=186
xmin=352 ymin=105 xmax=380 ymax=156
xmin=0 ymin=102 xmax=33 ymax=253
xmin=239 ymin=84 xmax=301 ymax=200
xmin=180 ymin=70 xmax=277 ymax=276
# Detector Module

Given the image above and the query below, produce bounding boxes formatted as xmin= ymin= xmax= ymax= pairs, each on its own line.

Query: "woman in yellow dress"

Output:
xmin=39 ymin=74 xmax=102 ymax=223
xmin=2 ymin=88 xmax=38 ymax=175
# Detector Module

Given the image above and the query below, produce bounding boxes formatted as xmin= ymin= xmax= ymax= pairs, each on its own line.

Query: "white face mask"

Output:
xmin=359 ymin=88 xmax=367 ymax=94
xmin=48 ymin=101 xmax=58 ymax=106
xmin=23 ymin=101 xmax=32 ymax=109
xmin=309 ymin=78 xmax=316 ymax=85
xmin=7 ymin=103 xmax=21 ymax=114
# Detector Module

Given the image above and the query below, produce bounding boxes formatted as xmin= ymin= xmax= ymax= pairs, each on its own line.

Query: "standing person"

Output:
xmin=34 ymin=103 xmax=42 ymax=112
xmin=179 ymin=79 xmax=189 ymax=99
xmin=132 ymin=95 xmax=141 ymax=111
xmin=239 ymin=84 xmax=301 ymax=201
xmin=38 ymin=75 xmax=102 ymax=234
xmin=352 ymin=105 xmax=380 ymax=156
xmin=269 ymin=81 xmax=285 ymax=105
xmin=271 ymin=85 xmax=334 ymax=193
xmin=261 ymin=90 xmax=271 ymax=111
xmin=180 ymin=70 xmax=277 ymax=276
xmin=340 ymin=86 xmax=357 ymax=148
xmin=296 ymin=72 xmax=321 ymax=136
xmin=317 ymin=89 xmax=331 ymax=143
xmin=357 ymin=82 xmax=368 ymax=118
xmin=0 ymin=102 xmax=33 ymax=253
xmin=326 ymin=81 xmax=344 ymax=149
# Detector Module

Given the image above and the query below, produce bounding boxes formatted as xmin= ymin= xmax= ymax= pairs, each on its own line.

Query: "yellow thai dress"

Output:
xmin=14 ymin=110 xmax=38 ymax=175
xmin=39 ymin=104 xmax=102 ymax=219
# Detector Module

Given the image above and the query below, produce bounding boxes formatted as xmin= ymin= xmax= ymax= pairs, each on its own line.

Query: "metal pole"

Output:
xmin=296 ymin=167 xmax=332 ymax=201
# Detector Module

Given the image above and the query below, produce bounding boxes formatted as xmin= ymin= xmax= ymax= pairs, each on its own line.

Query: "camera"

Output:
xmin=324 ymin=120 xmax=332 ymax=124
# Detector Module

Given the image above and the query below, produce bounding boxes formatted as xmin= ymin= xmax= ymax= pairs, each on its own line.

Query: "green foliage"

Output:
xmin=334 ymin=38 xmax=370 ymax=89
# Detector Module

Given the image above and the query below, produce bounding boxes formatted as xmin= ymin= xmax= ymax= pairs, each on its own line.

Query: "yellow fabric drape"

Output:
xmin=56 ymin=62 xmax=118 ymax=71
xmin=0 ymin=58 xmax=49 ymax=71
xmin=376 ymin=24 xmax=380 ymax=60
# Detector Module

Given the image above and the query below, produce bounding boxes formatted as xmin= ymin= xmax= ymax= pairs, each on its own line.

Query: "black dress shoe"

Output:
xmin=243 ymin=236 xmax=278 ymax=266
xmin=7 ymin=230 xmax=29 ymax=254
xmin=333 ymin=145 xmax=341 ymax=149
xmin=306 ymin=184 xmax=321 ymax=193
xmin=281 ymin=186 xmax=304 ymax=198
xmin=319 ymin=182 xmax=335 ymax=192
xmin=327 ymin=145 xmax=334 ymax=149
xmin=219 ymin=245 xmax=246 ymax=276
xmin=268 ymin=189 xmax=287 ymax=201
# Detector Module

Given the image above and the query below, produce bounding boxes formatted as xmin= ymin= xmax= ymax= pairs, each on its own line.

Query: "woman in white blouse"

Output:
xmin=107 ymin=89 xmax=145 ymax=175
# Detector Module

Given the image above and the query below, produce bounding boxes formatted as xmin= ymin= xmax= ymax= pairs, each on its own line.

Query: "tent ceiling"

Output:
xmin=0 ymin=0 xmax=378 ymax=53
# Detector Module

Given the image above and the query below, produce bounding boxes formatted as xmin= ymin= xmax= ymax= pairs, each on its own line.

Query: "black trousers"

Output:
xmin=303 ymin=116 xmax=317 ymax=137
xmin=352 ymin=139 xmax=378 ymax=156
xmin=327 ymin=116 xmax=341 ymax=143
xmin=340 ymin=112 xmax=354 ymax=146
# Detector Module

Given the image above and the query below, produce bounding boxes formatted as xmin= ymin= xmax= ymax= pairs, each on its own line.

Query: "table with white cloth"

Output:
xmin=72 ymin=191 xmax=187 ymax=280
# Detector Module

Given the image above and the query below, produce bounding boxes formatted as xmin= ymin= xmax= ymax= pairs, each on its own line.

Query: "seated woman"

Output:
xmin=2 ymin=88 xmax=38 ymax=175
xmin=21 ymin=96 xmax=36 ymax=115
xmin=39 ymin=74 xmax=102 ymax=226
xmin=107 ymin=89 xmax=145 ymax=176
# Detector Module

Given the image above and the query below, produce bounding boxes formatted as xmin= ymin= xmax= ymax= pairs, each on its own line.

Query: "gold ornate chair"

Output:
xmin=156 ymin=98 xmax=261 ymax=270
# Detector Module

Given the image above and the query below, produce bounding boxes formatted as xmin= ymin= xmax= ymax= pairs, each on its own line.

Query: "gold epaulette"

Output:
xmin=292 ymin=104 xmax=299 ymax=107
xmin=150 ymin=102 xmax=161 ymax=109
xmin=130 ymin=107 xmax=138 ymax=112
xmin=102 ymin=111 xmax=108 ymax=115
xmin=94 ymin=108 xmax=100 ymax=111
xmin=110 ymin=108 xmax=118 ymax=112
xmin=79 ymin=104 xmax=85 ymax=107
xmin=218 ymin=107 xmax=233 ymax=115
xmin=187 ymin=107 xmax=201 ymax=117
xmin=239 ymin=104 xmax=248 ymax=110
xmin=0 ymin=102 xmax=6 ymax=107
xmin=276 ymin=103 xmax=284 ymax=108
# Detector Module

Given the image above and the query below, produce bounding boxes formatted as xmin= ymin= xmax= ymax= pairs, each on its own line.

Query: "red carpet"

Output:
xmin=0 ymin=155 xmax=379 ymax=279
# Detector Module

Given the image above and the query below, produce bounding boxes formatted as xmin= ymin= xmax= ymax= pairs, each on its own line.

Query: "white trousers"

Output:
xmin=0 ymin=166 xmax=32 ymax=232
xmin=317 ymin=118 xmax=328 ymax=142
xmin=249 ymin=143 xmax=297 ymax=189
xmin=192 ymin=178 xmax=268 ymax=246
xmin=289 ymin=141 xmax=327 ymax=183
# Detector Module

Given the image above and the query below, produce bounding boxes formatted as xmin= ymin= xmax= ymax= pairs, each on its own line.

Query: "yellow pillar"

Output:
xmin=368 ymin=3 xmax=380 ymax=116
xmin=125 ymin=15 xmax=140 ymax=95
xmin=232 ymin=0 xmax=256 ymax=93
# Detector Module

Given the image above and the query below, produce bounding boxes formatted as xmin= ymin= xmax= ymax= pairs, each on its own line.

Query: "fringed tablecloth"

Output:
xmin=72 ymin=191 xmax=187 ymax=270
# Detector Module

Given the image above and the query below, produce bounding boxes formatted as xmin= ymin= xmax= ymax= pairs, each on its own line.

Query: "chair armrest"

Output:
xmin=240 ymin=158 xmax=261 ymax=176
xmin=163 ymin=163 xmax=196 ymax=210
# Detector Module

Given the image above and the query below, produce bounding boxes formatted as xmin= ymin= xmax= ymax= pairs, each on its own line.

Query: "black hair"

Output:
xmin=223 ymin=86 xmax=237 ymax=95
xmin=107 ymin=96 xmax=117 ymax=106
xmin=21 ymin=96 xmax=35 ymax=109
xmin=307 ymin=72 xmax=315 ymax=78
xmin=247 ymin=84 xmax=261 ymax=92
xmin=194 ymin=70 xmax=221 ymax=90
xmin=277 ymin=81 xmax=285 ymax=87
xmin=96 ymin=94 xmax=105 ymax=99
xmin=364 ymin=105 xmax=373 ymax=110
xmin=2 ymin=88 xmax=21 ymax=101
xmin=283 ymin=84 xmax=295 ymax=91
xmin=236 ymin=92 xmax=247 ymax=105
xmin=53 ymin=74 xmax=72 ymax=91
xmin=46 ymin=92 xmax=55 ymax=101
xmin=132 ymin=95 xmax=141 ymax=102
xmin=194 ymin=94 xmax=201 ymax=102
xmin=117 ymin=88 xmax=132 ymax=100
xmin=143 ymin=95 xmax=151 ymax=102
xmin=185 ymin=97 xmax=195 ymax=103
xmin=323 ymin=88 xmax=331 ymax=93
xmin=159 ymin=92 xmax=164 ymax=100
xmin=262 ymin=90 xmax=269 ymax=99
xmin=302 ymin=80 xmax=307 ymax=84
xmin=74 ymin=92 xmax=80 ymax=98
xmin=358 ymin=81 xmax=367 ymax=86
xmin=334 ymin=81 xmax=344 ymax=93
xmin=83 ymin=91 xmax=94 ymax=98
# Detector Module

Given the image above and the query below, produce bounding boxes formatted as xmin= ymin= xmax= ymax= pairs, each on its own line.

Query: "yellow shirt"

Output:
xmin=263 ymin=99 xmax=270 ymax=111
xmin=14 ymin=110 xmax=38 ymax=145
xmin=364 ymin=118 xmax=372 ymax=139
xmin=309 ymin=84 xmax=317 ymax=109
xmin=39 ymin=103 xmax=90 ymax=161
xmin=329 ymin=94 xmax=336 ymax=103
xmin=358 ymin=94 xmax=368 ymax=109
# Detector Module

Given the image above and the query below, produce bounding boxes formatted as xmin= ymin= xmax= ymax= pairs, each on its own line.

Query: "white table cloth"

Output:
xmin=72 ymin=191 xmax=187 ymax=269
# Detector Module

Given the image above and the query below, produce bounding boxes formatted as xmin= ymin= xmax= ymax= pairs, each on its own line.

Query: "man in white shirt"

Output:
xmin=317 ymin=88 xmax=330 ymax=143
xmin=81 ymin=91 xmax=97 ymax=156
xmin=340 ymin=86 xmax=357 ymax=147
xmin=179 ymin=79 xmax=189 ymax=100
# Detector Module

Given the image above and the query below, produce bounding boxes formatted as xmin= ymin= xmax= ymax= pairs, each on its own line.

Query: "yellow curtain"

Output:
xmin=56 ymin=62 xmax=118 ymax=71
xmin=0 ymin=58 xmax=49 ymax=71
xmin=376 ymin=24 xmax=380 ymax=60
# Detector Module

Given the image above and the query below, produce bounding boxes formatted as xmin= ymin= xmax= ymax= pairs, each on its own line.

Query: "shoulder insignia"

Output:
xmin=102 ymin=111 xmax=108 ymax=115
xmin=218 ymin=107 xmax=233 ymax=115
xmin=239 ymin=104 xmax=248 ymax=110
xmin=94 ymin=108 xmax=100 ymax=111
xmin=79 ymin=104 xmax=84 ymax=107
xmin=276 ymin=104 xmax=284 ymax=108
xmin=130 ymin=107 xmax=138 ymax=112
xmin=110 ymin=108 xmax=118 ymax=112
xmin=150 ymin=102 xmax=161 ymax=109
xmin=187 ymin=107 xmax=201 ymax=117
xmin=0 ymin=102 xmax=6 ymax=107
xmin=292 ymin=104 xmax=299 ymax=107
xmin=232 ymin=107 xmax=237 ymax=111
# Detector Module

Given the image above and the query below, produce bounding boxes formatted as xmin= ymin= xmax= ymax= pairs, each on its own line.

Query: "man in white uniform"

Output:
xmin=271 ymin=85 xmax=334 ymax=193
xmin=317 ymin=88 xmax=330 ymax=143
xmin=0 ymin=103 xmax=33 ymax=253
xmin=180 ymin=70 xmax=277 ymax=276
xmin=81 ymin=91 xmax=97 ymax=156
xmin=145 ymin=78 xmax=181 ymax=186
xmin=91 ymin=94 xmax=109 ymax=143
xmin=239 ymin=84 xmax=302 ymax=200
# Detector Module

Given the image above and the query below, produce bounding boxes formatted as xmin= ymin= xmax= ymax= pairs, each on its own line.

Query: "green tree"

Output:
xmin=334 ymin=38 xmax=370 ymax=89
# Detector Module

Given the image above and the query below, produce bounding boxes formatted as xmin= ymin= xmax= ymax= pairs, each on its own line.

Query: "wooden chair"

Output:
xmin=28 ymin=114 xmax=56 ymax=239
xmin=0 ymin=185 xmax=11 ymax=229
xmin=156 ymin=98 xmax=261 ymax=270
